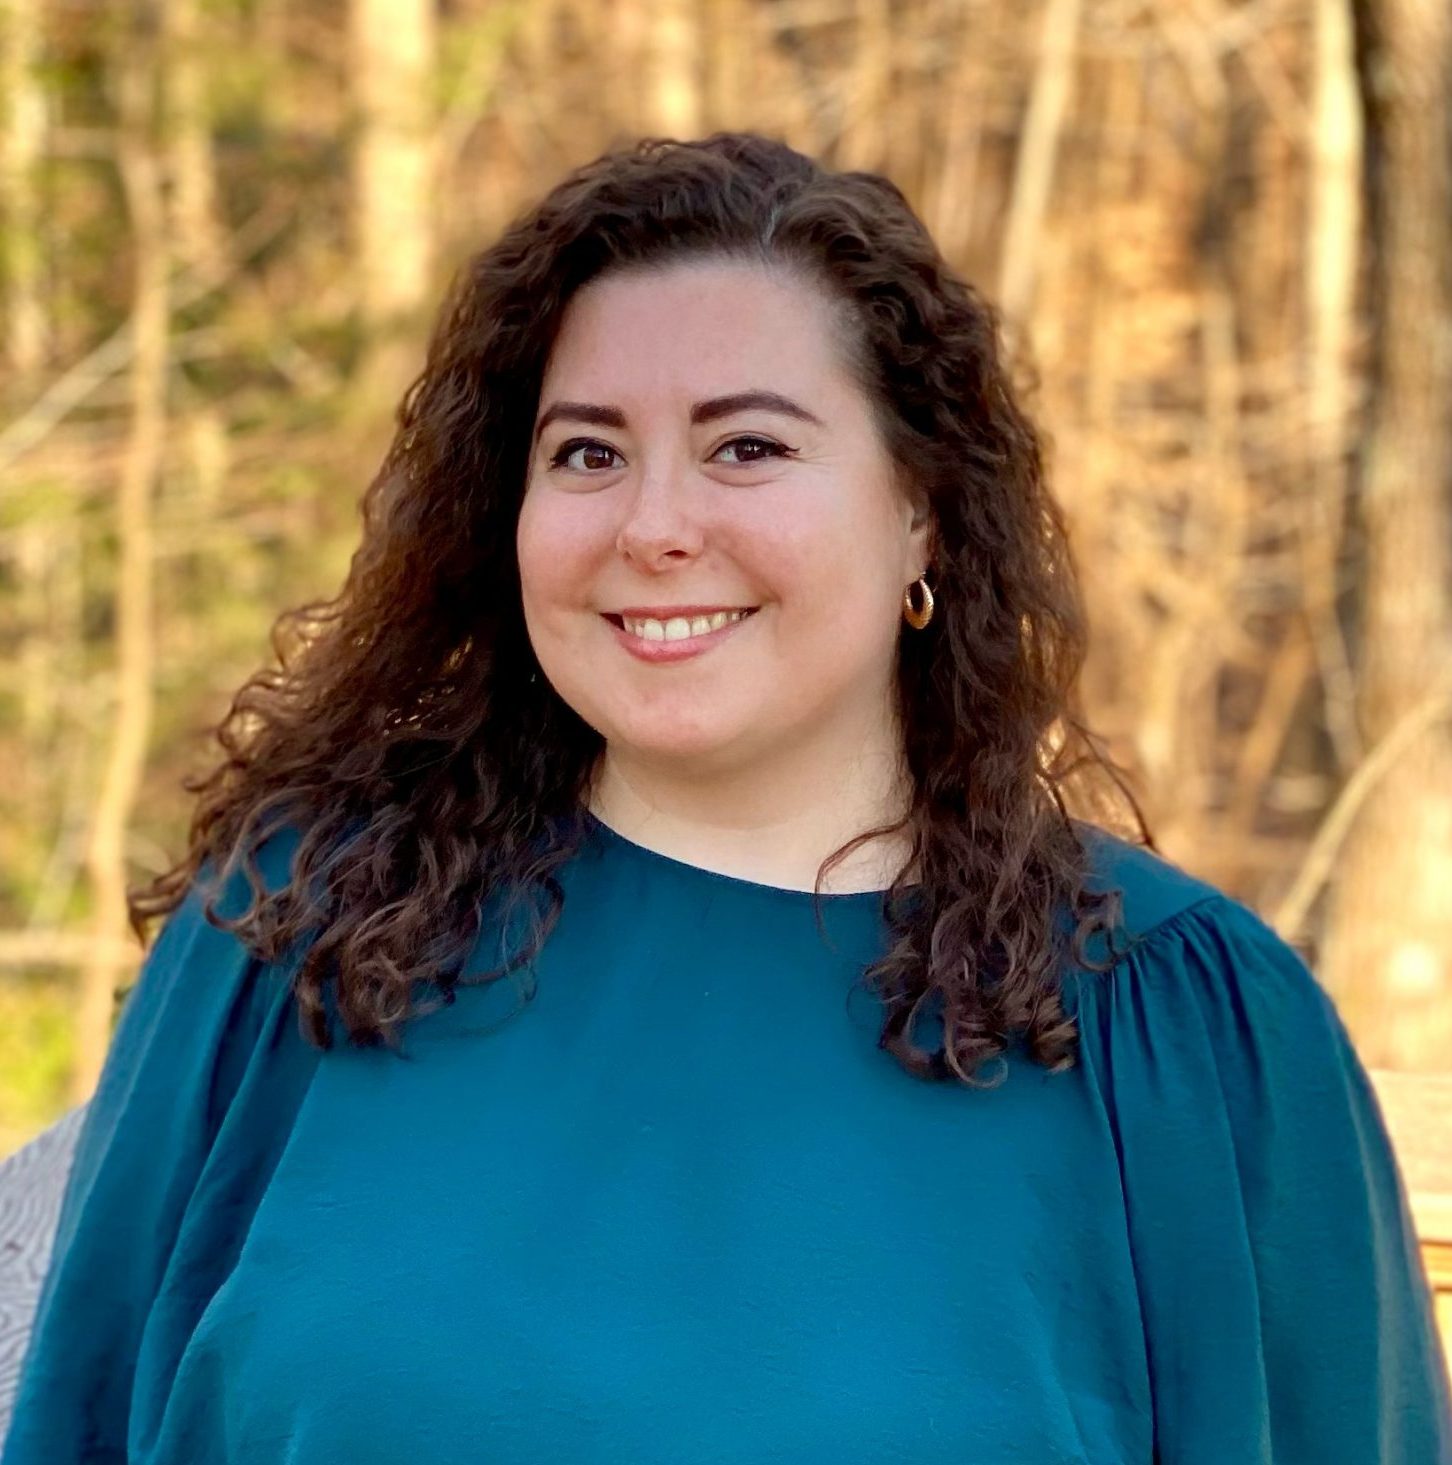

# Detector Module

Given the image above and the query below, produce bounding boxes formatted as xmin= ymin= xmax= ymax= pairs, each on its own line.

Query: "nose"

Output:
xmin=614 ymin=463 xmax=705 ymax=568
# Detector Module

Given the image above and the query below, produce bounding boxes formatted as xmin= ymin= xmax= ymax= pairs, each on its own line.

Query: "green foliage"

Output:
xmin=0 ymin=975 xmax=79 ymax=1159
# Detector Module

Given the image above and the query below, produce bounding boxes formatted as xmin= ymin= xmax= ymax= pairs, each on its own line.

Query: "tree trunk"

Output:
xmin=648 ymin=0 xmax=701 ymax=138
xmin=1303 ymin=0 xmax=1364 ymax=776
xmin=1320 ymin=0 xmax=1452 ymax=1070
xmin=1 ymin=0 xmax=47 ymax=376
xmin=74 ymin=14 xmax=168 ymax=1101
xmin=348 ymin=0 xmax=437 ymax=397
xmin=163 ymin=0 xmax=227 ymax=276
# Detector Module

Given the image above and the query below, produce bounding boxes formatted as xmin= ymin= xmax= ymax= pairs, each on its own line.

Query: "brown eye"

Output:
xmin=713 ymin=436 xmax=791 ymax=465
xmin=550 ymin=439 xmax=622 ymax=472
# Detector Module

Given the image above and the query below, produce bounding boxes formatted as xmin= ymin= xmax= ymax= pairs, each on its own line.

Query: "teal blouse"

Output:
xmin=5 ymin=812 xmax=1450 ymax=1464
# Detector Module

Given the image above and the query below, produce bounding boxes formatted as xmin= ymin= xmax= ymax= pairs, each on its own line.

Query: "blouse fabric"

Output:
xmin=4 ymin=812 xmax=1450 ymax=1464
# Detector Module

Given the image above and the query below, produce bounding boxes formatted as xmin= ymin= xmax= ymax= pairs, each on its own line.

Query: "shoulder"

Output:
xmin=194 ymin=817 xmax=310 ymax=920
xmin=1069 ymin=818 xmax=1223 ymax=952
xmin=1064 ymin=819 xmax=1334 ymax=1035
xmin=128 ymin=818 xmax=316 ymax=1042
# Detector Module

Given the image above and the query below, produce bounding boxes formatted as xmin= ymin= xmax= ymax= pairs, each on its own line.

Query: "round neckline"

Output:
xmin=579 ymin=806 xmax=912 ymax=905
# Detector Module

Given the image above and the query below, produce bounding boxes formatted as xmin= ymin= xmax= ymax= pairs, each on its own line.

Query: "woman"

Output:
xmin=5 ymin=132 xmax=1449 ymax=1464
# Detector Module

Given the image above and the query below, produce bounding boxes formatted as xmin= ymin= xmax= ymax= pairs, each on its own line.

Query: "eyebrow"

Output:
xmin=533 ymin=390 xmax=824 ymax=444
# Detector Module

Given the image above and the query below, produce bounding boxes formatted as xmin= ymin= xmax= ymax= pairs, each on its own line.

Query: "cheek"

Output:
xmin=721 ymin=499 xmax=837 ymax=591
xmin=729 ymin=503 xmax=878 ymax=620
xmin=516 ymin=493 xmax=606 ymax=611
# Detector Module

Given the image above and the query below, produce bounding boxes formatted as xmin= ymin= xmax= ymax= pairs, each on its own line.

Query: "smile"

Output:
xmin=601 ymin=607 xmax=760 ymax=663
xmin=620 ymin=609 xmax=752 ymax=640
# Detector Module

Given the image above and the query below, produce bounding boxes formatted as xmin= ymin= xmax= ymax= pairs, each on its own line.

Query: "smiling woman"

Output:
xmin=5 ymin=133 xmax=1449 ymax=1465
xmin=516 ymin=257 xmax=931 ymax=838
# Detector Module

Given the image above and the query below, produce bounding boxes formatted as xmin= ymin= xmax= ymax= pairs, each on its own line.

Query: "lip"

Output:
xmin=601 ymin=607 xmax=759 ymax=663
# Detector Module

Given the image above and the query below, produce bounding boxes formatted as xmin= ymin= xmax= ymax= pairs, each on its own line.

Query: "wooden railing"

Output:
xmin=1367 ymin=1069 xmax=1452 ymax=1366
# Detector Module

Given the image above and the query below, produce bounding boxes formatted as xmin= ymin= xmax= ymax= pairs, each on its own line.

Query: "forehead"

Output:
xmin=541 ymin=258 xmax=855 ymax=396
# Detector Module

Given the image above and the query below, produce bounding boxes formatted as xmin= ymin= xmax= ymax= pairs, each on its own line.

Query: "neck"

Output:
xmin=586 ymin=712 xmax=917 ymax=895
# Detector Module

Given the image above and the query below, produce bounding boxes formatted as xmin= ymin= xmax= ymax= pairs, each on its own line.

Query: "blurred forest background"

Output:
xmin=1 ymin=0 xmax=1450 ymax=1160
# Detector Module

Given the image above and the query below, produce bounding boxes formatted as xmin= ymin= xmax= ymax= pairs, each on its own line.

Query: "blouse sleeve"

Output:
xmin=1 ymin=837 xmax=307 ymax=1465
xmin=1068 ymin=893 xmax=1452 ymax=1464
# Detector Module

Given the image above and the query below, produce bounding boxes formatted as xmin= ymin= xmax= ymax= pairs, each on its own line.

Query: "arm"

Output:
xmin=2 ymin=845 xmax=301 ymax=1465
xmin=1071 ymin=895 xmax=1452 ymax=1463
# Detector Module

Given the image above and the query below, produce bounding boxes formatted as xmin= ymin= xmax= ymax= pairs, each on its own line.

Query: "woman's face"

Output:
xmin=516 ymin=256 xmax=931 ymax=777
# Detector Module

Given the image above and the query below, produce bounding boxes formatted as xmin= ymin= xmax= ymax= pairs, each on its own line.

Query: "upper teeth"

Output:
xmin=623 ymin=609 xmax=751 ymax=641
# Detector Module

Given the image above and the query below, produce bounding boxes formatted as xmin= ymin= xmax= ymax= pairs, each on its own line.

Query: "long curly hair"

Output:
xmin=130 ymin=131 xmax=1151 ymax=1086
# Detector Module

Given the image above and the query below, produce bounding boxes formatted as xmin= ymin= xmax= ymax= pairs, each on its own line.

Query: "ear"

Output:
xmin=906 ymin=496 xmax=937 ymax=578
xmin=893 ymin=464 xmax=937 ymax=576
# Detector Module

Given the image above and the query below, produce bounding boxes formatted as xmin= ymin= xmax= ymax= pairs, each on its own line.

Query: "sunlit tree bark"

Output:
xmin=1 ymin=0 xmax=47 ymax=375
xmin=1303 ymin=0 xmax=1364 ymax=773
xmin=348 ymin=0 xmax=437 ymax=350
xmin=648 ymin=0 xmax=701 ymax=137
xmin=163 ymin=0 xmax=227 ymax=275
xmin=75 ymin=12 xmax=169 ymax=1100
xmin=1319 ymin=0 xmax=1452 ymax=1069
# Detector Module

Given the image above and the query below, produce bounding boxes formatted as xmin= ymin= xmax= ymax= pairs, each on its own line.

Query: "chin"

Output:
xmin=603 ymin=709 xmax=756 ymax=767
xmin=614 ymin=726 xmax=738 ymax=763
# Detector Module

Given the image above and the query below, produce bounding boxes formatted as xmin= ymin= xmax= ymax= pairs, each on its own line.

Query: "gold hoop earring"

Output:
xmin=902 ymin=575 xmax=934 ymax=630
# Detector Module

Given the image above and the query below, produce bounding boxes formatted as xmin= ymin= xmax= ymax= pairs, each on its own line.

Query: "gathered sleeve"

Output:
xmin=1 ymin=836 xmax=312 ymax=1465
xmin=1068 ymin=892 xmax=1452 ymax=1463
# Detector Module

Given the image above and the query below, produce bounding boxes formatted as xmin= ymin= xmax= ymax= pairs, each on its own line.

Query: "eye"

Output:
xmin=546 ymin=434 xmax=796 ymax=474
xmin=548 ymin=439 xmax=623 ymax=472
xmin=713 ymin=436 xmax=794 ymax=465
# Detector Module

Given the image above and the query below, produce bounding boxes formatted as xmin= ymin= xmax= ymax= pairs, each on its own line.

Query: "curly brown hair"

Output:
xmin=131 ymin=131 xmax=1151 ymax=1086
